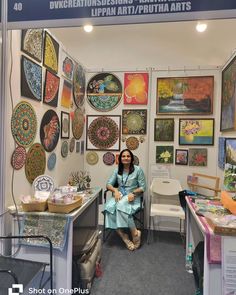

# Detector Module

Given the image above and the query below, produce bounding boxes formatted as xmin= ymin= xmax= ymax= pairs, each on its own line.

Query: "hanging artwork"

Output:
xmin=11 ymin=146 xmax=27 ymax=170
xmin=21 ymin=29 xmax=44 ymax=62
xmin=122 ymin=109 xmax=147 ymax=135
xmin=40 ymin=110 xmax=60 ymax=152
xmin=76 ymin=141 xmax=80 ymax=153
xmin=218 ymin=137 xmax=227 ymax=170
xmin=225 ymin=138 xmax=236 ymax=165
xmin=154 ymin=118 xmax=174 ymax=141
xmin=87 ymin=72 xmax=122 ymax=111
xmin=175 ymin=149 xmax=188 ymax=165
xmin=86 ymin=151 xmax=99 ymax=165
xmin=69 ymin=138 xmax=75 ymax=153
xmin=86 ymin=115 xmax=121 ymax=151
xmin=73 ymin=62 xmax=86 ymax=108
xmin=133 ymin=155 xmax=139 ymax=166
xmin=125 ymin=136 xmax=139 ymax=150
xmin=43 ymin=70 xmax=60 ymax=107
xmin=81 ymin=141 xmax=85 ymax=155
xmin=25 ymin=143 xmax=46 ymax=184
xmin=47 ymin=152 xmax=56 ymax=171
xmin=124 ymin=73 xmax=148 ymax=105
xmin=189 ymin=148 xmax=207 ymax=166
xmin=224 ymin=163 xmax=236 ymax=191
xmin=156 ymin=146 xmax=174 ymax=164
xmin=103 ymin=152 xmax=115 ymax=166
xmin=43 ymin=31 xmax=59 ymax=74
xmin=21 ymin=55 xmax=42 ymax=101
xmin=61 ymin=50 xmax=74 ymax=81
xmin=157 ymin=76 xmax=214 ymax=115
xmin=221 ymin=56 xmax=236 ymax=131
xmin=61 ymin=111 xmax=70 ymax=139
xmin=11 ymin=101 xmax=37 ymax=148
xmin=33 ymin=175 xmax=55 ymax=193
xmin=179 ymin=119 xmax=214 ymax=146
xmin=61 ymin=80 xmax=72 ymax=109
xmin=61 ymin=141 xmax=69 ymax=158
xmin=72 ymin=108 xmax=85 ymax=140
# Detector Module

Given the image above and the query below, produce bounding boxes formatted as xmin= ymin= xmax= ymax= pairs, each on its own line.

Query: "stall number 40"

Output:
xmin=13 ymin=2 xmax=23 ymax=11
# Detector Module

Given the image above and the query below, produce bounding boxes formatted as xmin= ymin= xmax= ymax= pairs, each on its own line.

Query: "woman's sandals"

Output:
xmin=122 ymin=233 xmax=135 ymax=251
xmin=133 ymin=230 xmax=141 ymax=249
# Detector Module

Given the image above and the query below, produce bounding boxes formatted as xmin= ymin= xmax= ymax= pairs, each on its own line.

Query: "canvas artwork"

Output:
xmin=61 ymin=111 xmax=70 ymax=139
xmin=218 ymin=137 xmax=226 ymax=170
xmin=179 ymin=119 xmax=214 ymax=145
xmin=154 ymin=118 xmax=174 ymax=141
xmin=124 ymin=73 xmax=148 ymax=105
xmin=156 ymin=146 xmax=174 ymax=164
xmin=157 ymin=76 xmax=214 ymax=115
xmin=43 ymin=31 xmax=59 ymax=74
xmin=73 ymin=62 xmax=86 ymax=108
xmin=189 ymin=148 xmax=207 ymax=166
xmin=61 ymin=80 xmax=72 ymax=109
xmin=224 ymin=163 xmax=236 ymax=192
xmin=122 ymin=109 xmax=147 ymax=135
xmin=221 ymin=56 xmax=236 ymax=131
xmin=61 ymin=50 xmax=74 ymax=81
xmin=21 ymin=29 xmax=44 ymax=62
xmin=225 ymin=138 xmax=236 ymax=165
xmin=43 ymin=70 xmax=60 ymax=107
xmin=175 ymin=149 xmax=188 ymax=165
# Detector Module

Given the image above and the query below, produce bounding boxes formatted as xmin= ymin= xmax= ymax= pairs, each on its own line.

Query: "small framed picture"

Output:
xmin=189 ymin=148 xmax=207 ymax=166
xmin=175 ymin=149 xmax=188 ymax=165
xmin=61 ymin=111 xmax=70 ymax=139
xmin=154 ymin=118 xmax=174 ymax=141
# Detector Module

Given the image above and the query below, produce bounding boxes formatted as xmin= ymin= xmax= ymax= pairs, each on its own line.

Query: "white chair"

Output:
xmin=147 ymin=178 xmax=185 ymax=243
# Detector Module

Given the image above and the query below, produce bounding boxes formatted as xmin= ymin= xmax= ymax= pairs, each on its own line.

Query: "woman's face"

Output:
xmin=121 ymin=151 xmax=132 ymax=165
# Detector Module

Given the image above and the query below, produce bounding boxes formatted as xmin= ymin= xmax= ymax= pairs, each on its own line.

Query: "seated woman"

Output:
xmin=104 ymin=149 xmax=146 ymax=251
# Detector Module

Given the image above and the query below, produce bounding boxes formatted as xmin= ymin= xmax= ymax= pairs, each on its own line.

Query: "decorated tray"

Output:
xmin=11 ymin=146 xmax=27 ymax=170
xmin=103 ymin=152 xmax=115 ymax=165
xmin=47 ymin=152 xmax=56 ymax=171
xmin=33 ymin=174 xmax=55 ymax=193
xmin=126 ymin=136 xmax=139 ymax=150
xmin=86 ymin=151 xmax=99 ymax=165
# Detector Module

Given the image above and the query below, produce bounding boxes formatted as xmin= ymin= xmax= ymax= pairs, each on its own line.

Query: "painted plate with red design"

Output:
xmin=11 ymin=146 xmax=26 ymax=170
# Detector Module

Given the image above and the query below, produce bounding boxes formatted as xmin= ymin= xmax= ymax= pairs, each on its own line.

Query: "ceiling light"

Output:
xmin=196 ymin=22 xmax=207 ymax=33
xmin=83 ymin=25 xmax=93 ymax=33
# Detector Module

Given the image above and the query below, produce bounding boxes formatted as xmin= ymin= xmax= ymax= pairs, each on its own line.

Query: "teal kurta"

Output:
xmin=104 ymin=165 xmax=146 ymax=229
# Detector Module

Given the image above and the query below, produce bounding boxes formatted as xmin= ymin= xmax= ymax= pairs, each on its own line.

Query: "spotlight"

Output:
xmin=83 ymin=25 xmax=93 ymax=33
xmin=196 ymin=22 xmax=207 ymax=33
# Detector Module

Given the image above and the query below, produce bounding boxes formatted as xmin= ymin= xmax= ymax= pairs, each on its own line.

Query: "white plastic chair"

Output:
xmin=147 ymin=178 xmax=185 ymax=243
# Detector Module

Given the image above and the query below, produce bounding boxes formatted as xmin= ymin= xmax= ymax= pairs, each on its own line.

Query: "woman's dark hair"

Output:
xmin=118 ymin=149 xmax=135 ymax=175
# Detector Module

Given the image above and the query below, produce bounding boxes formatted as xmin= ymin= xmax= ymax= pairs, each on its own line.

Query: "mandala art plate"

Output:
xmin=72 ymin=108 xmax=85 ymax=140
xmin=86 ymin=151 xmax=99 ymax=165
xmin=73 ymin=63 xmax=86 ymax=107
xmin=33 ymin=174 xmax=55 ymax=193
xmin=43 ymin=31 xmax=59 ymax=74
xmin=69 ymin=138 xmax=75 ymax=153
xmin=126 ymin=136 xmax=139 ymax=150
xmin=61 ymin=141 xmax=69 ymax=158
xmin=122 ymin=109 xmax=147 ymax=135
xmin=103 ymin=152 xmax=115 ymax=165
xmin=11 ymin=146 xmax=27 ymax=170
xmin=47 ymin=152 xmax=56 ymax=171
xmin=43 ymin=70 xmax=60 ymax=107
xmin=21 ymin=29 xmax=43 ymax=62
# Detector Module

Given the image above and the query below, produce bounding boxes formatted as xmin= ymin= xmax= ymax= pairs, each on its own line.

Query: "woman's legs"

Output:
xmin=116 ymin=229 xmax=135 ymax=251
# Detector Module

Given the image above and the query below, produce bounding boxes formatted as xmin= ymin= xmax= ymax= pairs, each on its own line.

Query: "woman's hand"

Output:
xmin=114 ymin=190 xmax=122 ymax=202
xmin=128 ymin=193 xmax=135 ymax=202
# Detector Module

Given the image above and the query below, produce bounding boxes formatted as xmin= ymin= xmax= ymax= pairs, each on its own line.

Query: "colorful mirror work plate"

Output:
xmin=73 ymin=63 xmax=86 ymax=107
xmin=133 ymin=155 xmax=139 ymax=166
xmin=21 ymin=55 xmax=42 ymax=101
xmin=126 ymin=136 xmax=139 ymax=150
xmin=72 ymin=108 xmax=85 ymax=140
xmin=25 ymin=143 xmax=46 ymax=184
xmin=43 ymin=70 xmax=60 ymax=107
xmin=11 ymin=101 xmax=37 ymax=148
xmin=40 ymin=110 xmax=60 ymax=152
xmin=69 ymin=138 xmax=75 ymax=153
xmin=61 ymin=141 xmax=69 ymax=158
xmin=122 ymin=109 xmax=147 ymax=135
xmin=21 ymin=29 xmax=43 ymax=62
xmin=43 ymin=31 xmax=59 ymax=74
xmin=47 ymin=152 xmax=56 ymax=171
xmin=33 ymin=174 xmax=55 ymax=192
xmin=11 ymin=146 xmax=26 ymax=170
xmin=86 ymin=73 xmax=122 ymax=112
xmin=103 ymin=152 xmax=115 ymax=165
xmin=86 ymin=151 xmax=99 ymax=165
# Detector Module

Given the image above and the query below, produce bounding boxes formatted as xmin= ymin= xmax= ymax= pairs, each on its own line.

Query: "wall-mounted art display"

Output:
xmin=86 ymin=151 xmax=99 ymax=165
xmin=81 ymin=141 xmax=84 ymax=155
xmin=61 ymin=79 xmax=72 ymax=109
xmin=87 ymin=72 xmax=122 ymax=111
xmin=124 ymin=73 xmax=148 ymax=105
xmin=11 ymin=146 xmax=27 ymax=170
xmin=21 ymin=29 xmax=44 ymax=62
xmin=25 ymin=143 xmax=46 ymax=184
xmin=225 ymin=138 xmax=236 ymax=165
xmin=76 ymin=141 xmax=80 ymax=153
xmin=156 ymin=146 xmax=174 ymax=164
xmin=133 ymin=155 xmax=139 ymax=166
xmin=157 ymin=76 xmax=214 ymax=115
xmin=11 ymin=101 xmax=37 ymax=148
xmin=224 ymin=163 xmax=236 ymax=191
xmin=103 ymin=152 xmax=115 ymax=165
xmin=218 ymin=137 xmax=227 ymax=170
xmin=221 ymin=56 xmax=236 ymax=131
xmin=72 ymin=108 xmax=85 ymax=140
xmin=69 ymin=138 xmax=75 ymax=153
xmin=43 ymin=70 xmax=60 ymax=107
xmin=175 ymin=149 xmax=188 ymax=165
xmin=61 ymin=111 xmax=70 ymax=139
xmin=189 ymin=148 xmax=207 ymax=166
xmin=47 ymin=152 xmax=56 ymax=171
xmin=126 ymin=136 xmax=139 ymax=150
xmin=61 ymin=141 xmax=68 ymax=158
xmin=179 ymin=119 xmax=214 ymax=145
xmin=43 ymin=31 xmax=59 ymax=74
xmin=73 ymin=63 xmax=86 ymax=108
xmin=154 ymin=118 xmax=174 ymax=141
xmin=122 ymin=109 xmax=147 ymax=135
xmin=40 ymin=110 xmax=60 ymax=152
xmin=21 ymin=55 xmax=42 ymax=101
xmin=61 ymin=50 xmax=74 ymax=81
xmin=86 ymin=115 xmax=121 ymax=151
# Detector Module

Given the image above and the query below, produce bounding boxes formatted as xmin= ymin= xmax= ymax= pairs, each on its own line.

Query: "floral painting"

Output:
xmin=225 ymin=138 xmax=236 ymax=165
xmin=175 ymin=149 xmax=188 ymax=165
xmin=189 ymin=148 xmax=207 ymax=166
xmin=156 ymin=146 xmax=174 ymax=164
xmin=124 ymin=73 xmax=148 ymax=105
xmin=224 ymin=163 xmax=236 ymax=191
xmin=154 ymin=118 xmax=174 ymax=141
xmin=179 ymin=119 xmax=214 ymax=145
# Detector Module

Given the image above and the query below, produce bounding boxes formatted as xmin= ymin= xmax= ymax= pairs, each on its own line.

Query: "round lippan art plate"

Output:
xmin=69 ymin=138 xmax=75 ymax=153
xmin=86 ymin=151 xmax=99 ymax=165
xmin=11 ymin=146 xmax=27 ymax=170
xmin=33 ymin=174 xmax=55 ymax=192
xmin=72 ymin=108 xmax=84 ymax=140
xmin=22 ymin=29 xmax=43 ymax=62
xmin=61 ymin=141 xmax=68 ymax=158
xmin=126 ymin=136 xmax=139 ymax=150
xmin=47 ymin=152 xmax=56 ymax=171
xmin=103 ymin=152 xmax=115 ymax=166
xmin=73 ymin=63 xmax=86 ymax=107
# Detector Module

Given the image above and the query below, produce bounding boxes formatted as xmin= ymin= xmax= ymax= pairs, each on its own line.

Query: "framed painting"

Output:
xmin=122 ymin=109 xmax=147 ymax=135
xmin=156 ymin=146 xmax=174 ymax=164
xmin=43 ymin=70 xmax=60 ymax=107
xmin=218 ymin=137 xmax=227 ymax=170
xmin=61 ymin=111 xmax=70 ymax=139
xmin=157 ymin=76 xmax=214 ymax=115
xmin=225 ymin=138 xmax=236 ymax=165
xmin=224 ymin=163 xmax=236 ymax=191
xmin=61 ymin=79 xmax=72 ymax=109
xmin=154 ymin=118 xmax=174 ymax=141
xmin=189 ymin=148 xmax=207 ymax=166
xmin=221 ymin=55 xmax=236 ymax=131
xmin=179 ymin=119 xmax=214 ymax=146
xmin=175 ymin=149 xmax=188 ymax=165
xmin=124 ymin=73 xmax=148 ymax=105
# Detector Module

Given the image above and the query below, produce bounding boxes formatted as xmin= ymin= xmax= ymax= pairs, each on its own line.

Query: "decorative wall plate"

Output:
xmin=69 ymin=138 xmax=75 ymax=153
xmin=126 ymin=136 xmax=139 ymax=150
xmin=47 ymin=152 xmax=56 ymax=171
xmin=86 ymin=151 xmax=99 ymax=165
xmin=21 ymin=29 xmax=44 ymax=62
xmin=133 ymin=155 xmax=139 ymax=166
xmin=73 ymin=63 xmax=85 ymax=107
xmin=103 ymin=152 xmax=115 ymax=166
xmin=61 ymin=141 xmax=68 ymax=158
xmin=62 ymin=51 xmax=74 ymax=81
xmin=11 ymin=146 xmax=26 ymax=170
xmin=40 ymin=110 xmax=60 ymax=152
xmin=33 ymin=174 xmax=55 ymax=192
xmin=21 ymin=55 xmax=42 ymax=101
xmin=43 ymin=70 xmax=60 ymax=107
xmin=25 ymin=143 xmax=46 ymax=184
xmin=86 ymin=72 xmax=122 ymax=112
xmin=122 ymin=109 xmax=147 ymax=134
xmin=43 ymin=31 xmax=59 ymax=74
xmin=72 ymin=108 xmax=84 ymax=140
xmin=11 ymin=101 xmax=37 ymax=147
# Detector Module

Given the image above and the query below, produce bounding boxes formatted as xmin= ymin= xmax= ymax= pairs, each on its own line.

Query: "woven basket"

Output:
xmin=48 ymin=195 xmax=83 ymax=213
xmin=21 ymin=201 xmax=48 ymax=212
